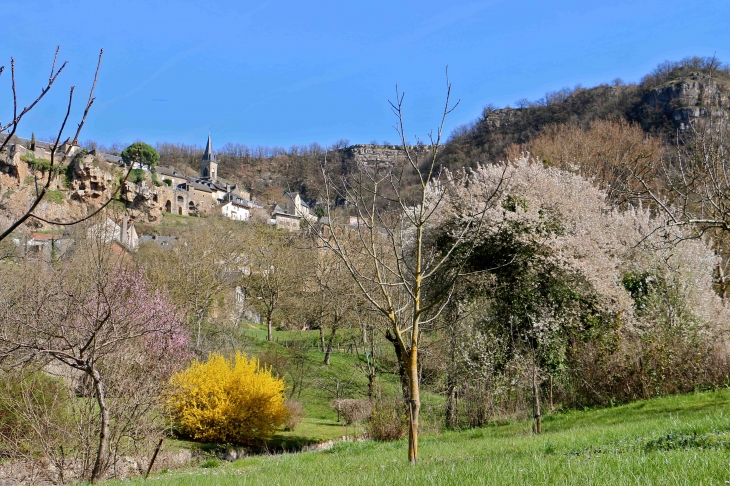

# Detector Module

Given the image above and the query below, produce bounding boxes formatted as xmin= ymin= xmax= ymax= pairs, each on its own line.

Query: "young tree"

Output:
xmin=312 ymin=73 xmax=502 ymax=463
xmin=0 ymin=231 xmax=188 ymax=483
xmin=302 ymin=246 xmax=360 ymax=365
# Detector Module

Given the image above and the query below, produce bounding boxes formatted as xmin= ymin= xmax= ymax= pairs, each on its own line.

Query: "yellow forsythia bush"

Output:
xmin=166 ymin=351 xmax=288 ymax=444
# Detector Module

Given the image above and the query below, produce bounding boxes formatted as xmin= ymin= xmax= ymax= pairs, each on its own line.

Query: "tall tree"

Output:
xmin=313 ymin=73 xmax=502 ymax=463
xmin=121 ymin=141 xmax=160 ymax=170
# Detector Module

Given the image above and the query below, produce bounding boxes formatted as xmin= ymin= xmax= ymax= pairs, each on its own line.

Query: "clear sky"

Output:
xmin=2 ymin=0 xmax=729 ymax=150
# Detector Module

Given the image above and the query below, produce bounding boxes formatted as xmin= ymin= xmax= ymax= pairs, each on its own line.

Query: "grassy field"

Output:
xmin=107 ymin=389 xmax=730 ymax=485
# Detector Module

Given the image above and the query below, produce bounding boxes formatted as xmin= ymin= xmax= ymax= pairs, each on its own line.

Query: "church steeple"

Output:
xmin=200 ymin=133 xmax=218 ymax=181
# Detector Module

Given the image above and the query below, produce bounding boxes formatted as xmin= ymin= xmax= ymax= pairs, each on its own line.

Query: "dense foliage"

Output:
xmin=121 ymin=141 xmax=160 ymax=169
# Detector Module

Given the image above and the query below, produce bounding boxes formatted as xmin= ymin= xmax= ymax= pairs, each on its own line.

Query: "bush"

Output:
xmin=284 ymin=400 xmax=304 ymax=431
xmin=366 ymin=399 xmax=408 ymax=441
xmin=166 ymin=352 xmax=288 ymax=445
xmin=0 ymin=371 xmax=71 ymax=457
xmin=332 ymin=399 xmax=372 ymax=425
xmin=130 ymin=169 xmax=146 ymax=184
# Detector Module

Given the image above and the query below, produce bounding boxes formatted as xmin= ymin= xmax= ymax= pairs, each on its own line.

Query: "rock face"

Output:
xmin=121 ymin=181 xmax=163 ymax=222
xmin=70 ymin=155 xmax=115 ymax=202
xmin=643 ymin=72 xmax=729 ymax=128
xmin=345 ymin=144 xmax=432 ymax=169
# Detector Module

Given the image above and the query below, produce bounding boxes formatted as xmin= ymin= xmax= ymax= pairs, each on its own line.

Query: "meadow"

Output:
xmin=107 ymin=389 xmax=730 ymax=485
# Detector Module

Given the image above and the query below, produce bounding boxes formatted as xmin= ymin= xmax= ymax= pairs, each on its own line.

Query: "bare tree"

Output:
xmin=136 ymin=218 xmax=243 ymax=352
xmin=632 ymin=66 xmax=730 ymax=236
xmin=238 ymin=224 xmax=299 ymax=342
xmin=302 ymin=246 xmax=360 ymax=365
xmin=311 ymin=71 xmax=502 ymax=463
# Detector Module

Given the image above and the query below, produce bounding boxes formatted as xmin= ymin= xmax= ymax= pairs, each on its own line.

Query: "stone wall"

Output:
xmin=122 ymin=183 xmax=218 ymax=221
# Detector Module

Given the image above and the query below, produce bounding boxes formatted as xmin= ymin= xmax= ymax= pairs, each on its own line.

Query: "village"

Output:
xmin=0 ymin=132 xmax=324 ymax=258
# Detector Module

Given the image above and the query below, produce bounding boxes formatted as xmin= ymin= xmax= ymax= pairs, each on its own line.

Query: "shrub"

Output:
xmin=366 ymin=399 xmax=408 ymax=441
xmin=284 ymin=400 xmax=304 ymax=431
xmin=199 ymin=458 xmax=221 ymax=469
xmin=130 ymin=169 xmax=146 ymax=184
xmin=167 ymin=352 xmax=288 ymax=445
xmin=332 ymin=399 xmax=372 ymax=425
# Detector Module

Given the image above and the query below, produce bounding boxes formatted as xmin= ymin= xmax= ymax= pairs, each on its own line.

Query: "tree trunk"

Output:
xmin=385 ymin=330 xmax=410 ymax=400
xmin=323 ymin=327 xmax=336 ymax=365
xmin=445 ymin=379 xmax=458 ymax=429
xmin=368 ymin=371 xmax=376 ymax=400
xmin=407 ymin=346 xmax=420 ymax=464
xmin=90 ymin=366 xmax=110 ymax=483
xmin=532 ymin=363 xmax=542 ymax=435
xmin=719 ymin=262 xmax=727 ymax=300
xmin=266 ymin=311 xmax=273 ymax=341
xmin=319 ymin=327 xmax=325 ymax=352
xmin=549 ymin=374 xmax=554 ymax=412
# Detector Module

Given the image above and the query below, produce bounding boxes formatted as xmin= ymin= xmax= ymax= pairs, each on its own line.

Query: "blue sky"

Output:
xmin=2 ymin=0 xmax=729 ymax=149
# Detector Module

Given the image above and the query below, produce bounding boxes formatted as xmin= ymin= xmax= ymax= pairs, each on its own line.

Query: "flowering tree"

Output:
xmin=0 ymin=239 xmax=188 ymax=483
xmin=437 ymin=157 xmax=730 ymax=426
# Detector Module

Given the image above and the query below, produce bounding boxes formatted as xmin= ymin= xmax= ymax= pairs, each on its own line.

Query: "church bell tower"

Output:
xmin=200 ymin=133 xmax=218 ymax=181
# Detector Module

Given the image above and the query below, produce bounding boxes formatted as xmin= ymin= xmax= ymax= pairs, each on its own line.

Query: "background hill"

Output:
xmin=106 ymin=55 xmax=730 ymax=207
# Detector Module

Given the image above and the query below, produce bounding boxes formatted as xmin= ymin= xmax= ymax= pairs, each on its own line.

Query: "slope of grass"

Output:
xmin=108 ymin=388 xmax=730 ymax=485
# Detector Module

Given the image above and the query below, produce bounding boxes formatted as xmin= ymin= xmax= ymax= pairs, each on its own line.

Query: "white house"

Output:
xmin=220 ymin=195 xmax=255 ymax=222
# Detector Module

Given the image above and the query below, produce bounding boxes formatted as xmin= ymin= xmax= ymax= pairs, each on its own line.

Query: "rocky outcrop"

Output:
xmin=345 ymin=144 xmax=432 ymax=169
xmin=121 ymin=181 xmax=163 ymax=222
xmin=70 ymin=155 xmax=115 ymax=202
xmin=643 ymin=72 xmax=729 ymax=128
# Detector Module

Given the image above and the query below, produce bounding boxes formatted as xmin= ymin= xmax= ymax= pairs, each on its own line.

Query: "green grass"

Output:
xmin=107 ymin=389 xmax=730 ymax=485
xmin=45 ymin=189 xmax=64 ymax=204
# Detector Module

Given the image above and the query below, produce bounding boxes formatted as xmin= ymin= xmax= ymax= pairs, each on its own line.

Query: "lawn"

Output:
xmin=106 ymin=388 xmax=730 ymax=485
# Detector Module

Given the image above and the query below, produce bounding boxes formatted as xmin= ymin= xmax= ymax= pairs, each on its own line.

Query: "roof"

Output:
xmin=30 ymin=232 xmax=60 ymax=241
xmin=186 ymin=180 xmax=213 ymax=193
xmin=202 ymin=133 xmax=217 ymax=163
xmin=156 ymin=165 xmax=184 ymax=178
xmin=227 ymin=195 xmax=254 ymax=207
xmin=187 ymin=176 xmax=231 ymax=193
xmin=0 ymin=134 xmax=58 ymax=152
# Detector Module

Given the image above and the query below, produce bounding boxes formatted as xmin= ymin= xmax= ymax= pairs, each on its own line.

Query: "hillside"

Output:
xmin=438 ymin=56 xmax=730 ymax=171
